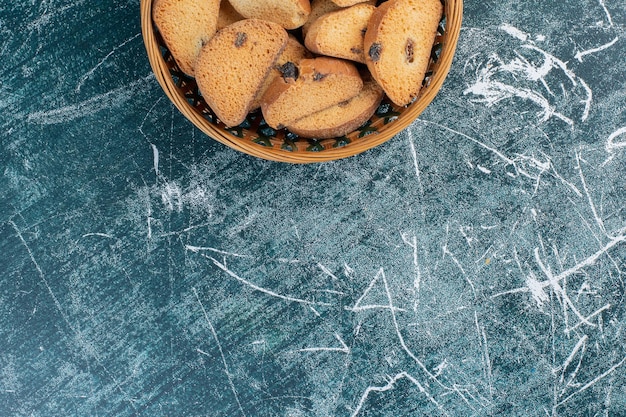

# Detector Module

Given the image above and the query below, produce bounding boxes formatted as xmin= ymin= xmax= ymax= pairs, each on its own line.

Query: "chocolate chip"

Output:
xmin=368 ymin=42 xmax=382 ymax=62
xmin=350 ymin=47 xmax=362 ymax=55
xmin=234 ymin=32 xmax=247 ymax=48
xmin=279 ymin=62 xmax=299 ymax=81
xmin=405 ymin=39 xmax=414 ymax=63
xmin=313 ymin=72 xmax=327 ymax=81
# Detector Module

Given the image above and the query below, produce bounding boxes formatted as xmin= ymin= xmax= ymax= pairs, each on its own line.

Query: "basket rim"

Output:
xmin=141 ymin=0 xmax=463 ymax=163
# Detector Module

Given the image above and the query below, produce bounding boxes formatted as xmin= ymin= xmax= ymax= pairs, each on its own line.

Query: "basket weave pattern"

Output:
xmin=141 ymin=0 xmax=463 ymax=163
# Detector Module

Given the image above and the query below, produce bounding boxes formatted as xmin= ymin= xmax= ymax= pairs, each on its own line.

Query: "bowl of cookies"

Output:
xmin=141 ymin=0 xmax=462 ymax=163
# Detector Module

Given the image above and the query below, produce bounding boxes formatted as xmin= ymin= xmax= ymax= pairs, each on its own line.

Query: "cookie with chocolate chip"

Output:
xmin=195 ymin=19 xmax=288 ymax=127
xmin=363 ymin=0 xmax=443 ymax=106
xmin=260 ymin=57 xmax=363 ymax=129
xmin=304 ymin=3 xmax=376 ymax=63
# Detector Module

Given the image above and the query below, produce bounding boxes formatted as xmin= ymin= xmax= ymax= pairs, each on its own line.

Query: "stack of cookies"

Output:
xmin=153 ymin=0 xmax=443 ymax=138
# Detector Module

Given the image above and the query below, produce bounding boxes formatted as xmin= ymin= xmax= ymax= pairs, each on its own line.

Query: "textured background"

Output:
xmin=1 ymin=0 xmax=625 ymax=416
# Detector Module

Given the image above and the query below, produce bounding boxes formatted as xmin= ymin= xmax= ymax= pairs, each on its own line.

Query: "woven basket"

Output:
xmin=141 ymin=0 xmax=463 ymax=163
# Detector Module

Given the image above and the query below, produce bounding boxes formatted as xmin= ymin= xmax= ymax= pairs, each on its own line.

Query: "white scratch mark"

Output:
xmin=193 ymin=288 xmax=246 ymax=417
xmin=227 ymin=212 xmax=259 ymax=236
xmin=345 ymin=303 xmax=407 ymax=313
xmin=292 ymin=221 xmax=301 ymax=241
xmin=556 ymin=355 xmax=626 ymax=409
xmin=9 ymin=221 xmax=73 ymax=331
xmin=576 ymin=151 xmax=607 ymax=237
xmin=522 ymin=45 xmax=577 ymax=85
xmin=419 ymin=119 xmax=514 ymax=165
xmin=147 ymin=216 xmax=152 ymax=240
xmin=277 ymin=258 xmax=301 ymax=264
xmin=377 ymin=268 xmax=464 ymax=403
xmin=500 ymin=236 xmax=620 ymax=333
xmin=150 ymin=143 xmax=159 ymax=179
xmin=526 ymin=271 xmax=550 ymax=308
xmin=578 ymin=78 xmax=593 ymax=121
xmin=313 ymin=289 xmax=346 ymax=295
xmin=442 ymin=247 xmax=466 ymax=275
xmin=10 ymin=220 xmax=135 ymax=406
xmin=598 ymin=0 xmax=614 ymax=27
xmin=465 ymin=70 xmax=574 ymax=126
xmin=575 ymin=282 xmax=594 ymax=302
xmin=535 ymin=248 xmax=597 ymax=329
xmin=75 ymin=33 xmax=141 ymax=93
xmin=499 ymin=24 xmax=529 ymax=42
xmin=433 ymin=359 xmax=449 ymax=377
xmin=540 ymin=229 xmax=626 ymax=286
xmin=26 ymin=1 xmax=86 ymax=32
xmin=161 ymin=181 xmax=183 ymax=213
xmin=443 ymin=243 xmax=477 ymax=298
xmin=477 ymin=165 xmax=492 ymax=174
xmin=351 ymin=372 xmax=447 ymax=417
xmin=423 ymin=117 xmax=576 ymax=189
xmin=81 ymin=233 xmax=114 ymax=239
xmin=346 ymin=268 xmax=407 ymax=313
xmin=550 ymin=163 xmax=583 ymax=197
xmin=558 ymin=334 xmax=588 ymax=386
xmin=574 ymin=37 xmax=619 ymax=62
xmin=203 ymin=255 xmax=330 ymax=306
xmin=185 ymin=244 xmax=252 ymax=259
xmin=407 ymin=130 xmax=424 ymax=195
xmin=27 ymin=74 xmax=154 ymax=124
xmin=401 ymin=232 xmax=421 ymax=311
xmin=465 ymin=42 xmax=592 ymax=126
xmin=567 ymin=304 xmax=611 ymax=334
xmin=317 ymin=263 xmax=339 ymax=281
xmin=138 ymin=97 xmax=164 ymax=141
xmin=159 ymin=222 xmax=214 ymax=238
xmin=606 ymin=127 xmax=626 ymax=153
xmin=309 ymin=306 xmax=321 ymax=317
xmin=475 ymin=312 xmax=493 ymax=397
xmin=295 ymin=333 xmax=350 ymax=354
xmin=458 ymin=226 xmax=474 ymax=247
xmin=475 ymin=246 xmax=494 ymax=266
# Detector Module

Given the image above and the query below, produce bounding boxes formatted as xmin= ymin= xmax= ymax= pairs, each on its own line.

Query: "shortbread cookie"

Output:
xmin=305 ymin=3 xmax=376 ymax=63
xmin=261 ymin=57 xmax=363 ymax=129
xmin=152 ymin=0 xmax=220 ymax=76
xmin=228 ymin=0 xmax=311 ymax=30
xmin=287 ymin=75 xmax=383 ymax=138
xmin=195 ymin=19 xmax=288 ymax=127
xmin=363 ymin=0 xmax=443 ymax=106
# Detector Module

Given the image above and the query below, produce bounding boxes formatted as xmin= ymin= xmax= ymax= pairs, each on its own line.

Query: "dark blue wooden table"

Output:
xmin=1 ymin=1 xmax=625 ymax=415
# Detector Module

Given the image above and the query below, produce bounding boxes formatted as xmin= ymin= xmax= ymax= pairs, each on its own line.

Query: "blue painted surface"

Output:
xmin=1 ymin=1 xmax=625 ymax=416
